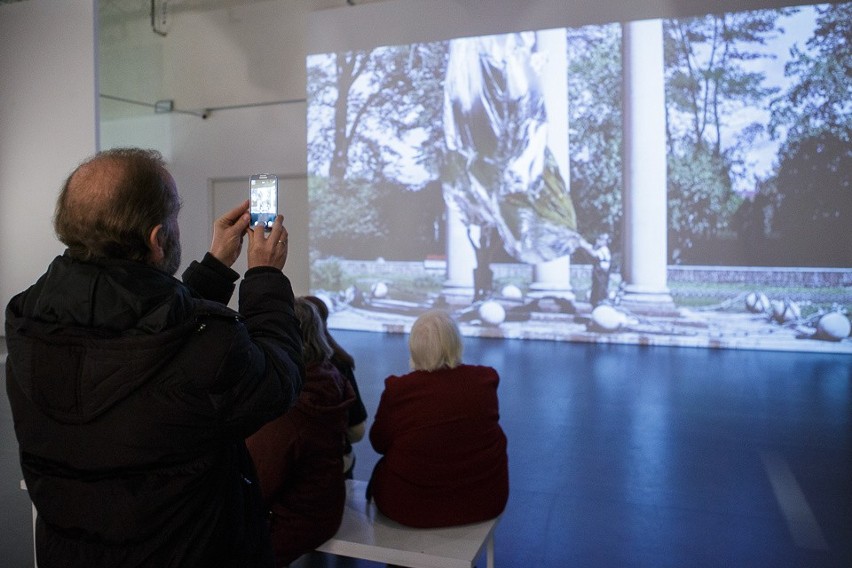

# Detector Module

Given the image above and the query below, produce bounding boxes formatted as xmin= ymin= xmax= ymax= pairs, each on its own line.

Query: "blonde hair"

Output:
xmin=409 ymin=309 xmax=463 ymax=371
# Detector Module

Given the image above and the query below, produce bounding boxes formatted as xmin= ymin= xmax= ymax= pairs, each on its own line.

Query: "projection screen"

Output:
xmin=306 ymin=0 xmax=851 ymax=354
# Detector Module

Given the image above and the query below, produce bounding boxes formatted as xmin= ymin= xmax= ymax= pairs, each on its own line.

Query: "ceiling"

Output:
xmin=103 ymin=0 xmax=272 ymax=17
xmin=0 ymin=0 xmax=363 ymax=15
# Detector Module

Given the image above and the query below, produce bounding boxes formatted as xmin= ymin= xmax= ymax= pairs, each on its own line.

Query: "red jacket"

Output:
xmin=247 ymin=361 xmax=354 ymax=566
xmin=368 ymin=364 xmax=509 ymax=528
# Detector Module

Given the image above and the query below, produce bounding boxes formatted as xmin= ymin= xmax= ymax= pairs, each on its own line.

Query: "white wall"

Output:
xmin=307 ymin=0 xmax=809 ymax=53
xmin=0 ymin=0 xmax=98 ymax=313
xmin=103 ymin=104 xmax=309 ymax=294
xmin=100 ymin=0 xmax=315 ymax=294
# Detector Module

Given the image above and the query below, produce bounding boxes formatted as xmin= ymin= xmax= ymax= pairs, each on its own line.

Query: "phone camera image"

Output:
xmin=250 ymin=175 xmax=278 ymax=230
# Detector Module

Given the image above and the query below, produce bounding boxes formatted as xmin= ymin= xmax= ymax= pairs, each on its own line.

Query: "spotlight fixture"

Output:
xmin=154 ymin=99 xmax=174 ymax=113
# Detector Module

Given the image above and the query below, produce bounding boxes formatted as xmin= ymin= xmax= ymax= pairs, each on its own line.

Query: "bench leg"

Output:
xmin=21 ymin=481 xmax=37 ymax=568
xmin=32 ymin=503 xmax=38 ymax=568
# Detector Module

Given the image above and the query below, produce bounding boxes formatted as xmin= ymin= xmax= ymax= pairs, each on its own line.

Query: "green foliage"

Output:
xmin=308 ymin=42 xmax=448 ymax=187
xmin=771 ymin=130 xmax=851 ymax=267
xmin=411 ymin=273 xmax=443 ymax=290
xmin=664 ymin=10 xmax=786 ymax=156
xmin=566 ymin=24 xmax=623 ymax=247
xmin=760 ymin=3 xmax=851 ymax=267
xmin=310 ymin=256 xmax=346 ymax=291
xmin=769 ymin=3 xmax=852 ymax=145
xmin=668 ymin=146 xmax=742 ymax=262
xmin=307 ymin=43 xmax=449 ymax=260
xmin=308 ymin=176 xmax=387 ymax=246
xmin=662 ymin=9 xmax=792 ymax=262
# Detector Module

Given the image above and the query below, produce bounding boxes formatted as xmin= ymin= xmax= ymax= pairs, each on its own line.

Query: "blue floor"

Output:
xmin=2 ymin=332 xmax=851 ymax=567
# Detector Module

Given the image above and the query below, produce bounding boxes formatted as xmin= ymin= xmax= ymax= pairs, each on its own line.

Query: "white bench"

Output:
xmin=23 ymin=478 xmax=500 ymax=568
xmin=314 ymin=479 xmax=500 ymax=568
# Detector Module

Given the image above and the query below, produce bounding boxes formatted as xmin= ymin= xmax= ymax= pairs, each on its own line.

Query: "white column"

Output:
xmin=529 ymin=256 xmax=574 ymax=300
xmin=620 ymin=19 xmax=675 ymax=312
xmin=442 ymin=202 xmax=476 ymax=297
xmin=529 ymin=28 xmax=574 ymax=301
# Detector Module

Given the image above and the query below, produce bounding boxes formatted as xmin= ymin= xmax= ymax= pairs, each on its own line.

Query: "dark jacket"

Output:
xmin=332 ymin=357 xmax=368 ymax=477
xmin=5 ymin=252 xmax=304 ymax=568
xmin=246 ymin=360 xmax=354 ymax=567
xmin=368 ymin=364 xmax=509 ymax=528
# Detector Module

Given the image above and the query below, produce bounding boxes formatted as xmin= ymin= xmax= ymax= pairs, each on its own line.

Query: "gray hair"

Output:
xmin=409 ymin=309 xmax=463 ymax=371
xmin=55 ymin=147 xmax=181 ymax=265
xmin=294 ymin=297 xmax=333 ymax=366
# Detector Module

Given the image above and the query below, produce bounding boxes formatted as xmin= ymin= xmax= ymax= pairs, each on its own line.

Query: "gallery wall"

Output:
xmin=0 ymin=0 xmax=98 ymax=314
xmin=99 ymin=0 xmax=317 ymax=294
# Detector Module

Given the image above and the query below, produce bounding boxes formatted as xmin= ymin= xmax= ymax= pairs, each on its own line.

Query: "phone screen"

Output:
xmin=250 ymin=174 xmax=278 ymax=230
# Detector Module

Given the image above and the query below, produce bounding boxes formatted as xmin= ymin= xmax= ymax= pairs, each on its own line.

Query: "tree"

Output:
xmin=307 ymin=43 xmax=448 ymax=254
xmin=668 ymin=147 xmax=742 ymax=262
xmin=663 ymin=9 xmax=792 ymax=261
xmin=765 ymin=3 xmax=852 ymax=267
xmin=770 ymin=131 xmax=851 ymax=267
xmin=769 ymin=3 xmax=852 ymax=146
xmin=566 ymin=24 xmax=623 ymax=252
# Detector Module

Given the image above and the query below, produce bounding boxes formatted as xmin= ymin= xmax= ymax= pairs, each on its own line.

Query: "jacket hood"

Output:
xmin=5 ymin=254 xmax=200 ymax=424
xmin=298 ymin=361 xmax=355 ymax=418
xmin=13 ymin=253 xmax=193 ymax=332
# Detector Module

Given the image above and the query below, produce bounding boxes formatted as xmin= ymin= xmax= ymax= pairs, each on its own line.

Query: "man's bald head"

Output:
xmin=54 ymin=148 xmax=182 ymax=272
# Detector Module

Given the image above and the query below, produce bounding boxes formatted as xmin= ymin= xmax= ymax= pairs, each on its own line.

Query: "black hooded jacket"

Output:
xmin=5 ymin=252 xmax=304 ymax=568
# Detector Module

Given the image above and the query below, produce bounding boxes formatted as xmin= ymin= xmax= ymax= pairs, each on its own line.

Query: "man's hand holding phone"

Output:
xmin=248 ymin=214 xmax=288 ymax=271
xmin=210 ymin=199 xmax=251 ymax=268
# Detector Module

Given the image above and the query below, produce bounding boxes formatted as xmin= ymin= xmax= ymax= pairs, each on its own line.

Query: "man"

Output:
xmin=580 ymin=233 xmax=612 ymax=307
xmin=5 ymin=148 xmax=304 ymax=567
xmin=588 ymin=233 xmax=612 ymax=307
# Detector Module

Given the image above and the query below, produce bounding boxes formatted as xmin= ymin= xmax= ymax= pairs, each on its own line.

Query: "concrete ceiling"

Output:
xmin=99 ymin=0 xmax=377 ymax=21
xmin=0 ymin=0 xmax=374 ymax=17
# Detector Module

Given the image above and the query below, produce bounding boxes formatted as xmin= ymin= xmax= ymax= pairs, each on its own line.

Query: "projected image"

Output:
xmin=307 ymin=2 xmax=851 ymax=353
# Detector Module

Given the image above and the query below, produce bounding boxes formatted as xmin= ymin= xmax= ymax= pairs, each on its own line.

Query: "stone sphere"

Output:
xmin=478 ymin=300 xmax=506 ymax=326
xmin=745 ymin=291 xmax=770 ymax=314
xmin=772 ymin=300 xmax=800 ymax=323
xmin=370 ymin=281 xmax=388 ymax=299
xmin=501 ymin=284 xmax=523 ymax=299
xmin=815 ymin=312 xmax=851 ymax=341
xmin=591 ymin=305 xmax=626 ymax=332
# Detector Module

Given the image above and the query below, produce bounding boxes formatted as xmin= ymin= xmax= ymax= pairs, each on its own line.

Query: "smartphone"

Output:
xmin=249 ymin=174 xmax=278 ymax=230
